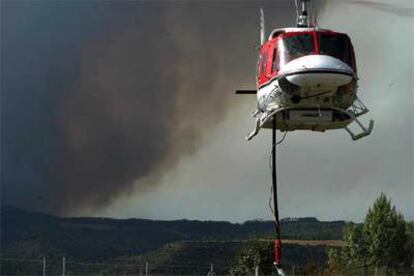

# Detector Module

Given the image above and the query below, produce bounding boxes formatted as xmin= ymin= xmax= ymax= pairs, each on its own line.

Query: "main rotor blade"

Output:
xmin=349 ymin=1 xmax=414 ymax=18
xmin=235 ymin=90 xmax=257 ymax=95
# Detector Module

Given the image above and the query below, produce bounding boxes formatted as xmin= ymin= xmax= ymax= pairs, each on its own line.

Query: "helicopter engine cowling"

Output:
xmin=279 ymin=55 xmax=354 ymax=88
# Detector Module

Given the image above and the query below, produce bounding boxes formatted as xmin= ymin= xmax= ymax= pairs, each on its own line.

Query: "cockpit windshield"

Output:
xmin=278 ymin=33 xmax=314 ymax=66
xmin=318 ymin=33 xmax=353 ymax=68
xmin=275 ymin=32 xmax=354 ymax=70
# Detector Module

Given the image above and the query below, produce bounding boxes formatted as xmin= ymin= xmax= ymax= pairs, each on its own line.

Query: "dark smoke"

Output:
xmin=2 ymin=1 xmax=320 ymax=214
xmin=53 ymin=2 xmax=268 ymax=213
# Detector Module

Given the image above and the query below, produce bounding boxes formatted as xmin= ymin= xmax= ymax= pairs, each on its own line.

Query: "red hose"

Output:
xmin=274 ymin=238 xmax=282 ymax=266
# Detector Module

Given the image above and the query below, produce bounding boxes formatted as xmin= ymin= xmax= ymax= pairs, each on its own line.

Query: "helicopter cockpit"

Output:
xmin=276 ymin=32 xmax=314 ymax=68
xmin=317 ymin=32 xmax=355 ymax=69
xmin=274 ymin=31 xmax=356 ymax=71
xmin=267 ymin=30 xmax=356 ymax=75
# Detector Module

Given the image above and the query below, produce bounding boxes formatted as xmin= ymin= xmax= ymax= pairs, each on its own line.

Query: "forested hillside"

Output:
xmin=1 ymin=206 xmax=345 ymax=274
xmin=1 ymin=206 xmax=345 ymax=261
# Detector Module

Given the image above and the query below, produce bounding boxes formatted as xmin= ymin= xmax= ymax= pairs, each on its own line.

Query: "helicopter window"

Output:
xmin=278 ymin=33 xmax=314 ymax=65
xmin=259 ymin=51 xmax=268 ymax=75
xmin=318 ymin=33 xmax=353 ymax=67
xmin=272 ymin=47 xmax=280 ymax=72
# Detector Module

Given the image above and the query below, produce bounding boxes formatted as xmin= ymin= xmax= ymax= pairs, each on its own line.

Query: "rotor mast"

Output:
xmin=296 ymin=0 xmax=311 ymax=28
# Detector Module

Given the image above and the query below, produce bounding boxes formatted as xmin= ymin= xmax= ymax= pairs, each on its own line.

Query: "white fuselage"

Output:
xmin=257 ymin=55 xmax=357 ymax=131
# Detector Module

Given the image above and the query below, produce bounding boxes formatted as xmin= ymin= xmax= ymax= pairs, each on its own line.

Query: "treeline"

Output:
xmin=231 ymin=194 xmax=414 ymax=275
xmin=0 ymin=241 xmax=330 ymax=275
xmin=2 ymin=194 xmax=412 ymax=275
xmin=1 ymin=206 xmax=344 ymax=263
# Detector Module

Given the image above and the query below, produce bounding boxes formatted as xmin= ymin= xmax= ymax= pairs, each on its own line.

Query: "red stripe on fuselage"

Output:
xmin=256 ymin=30 xmax=353 ymax=87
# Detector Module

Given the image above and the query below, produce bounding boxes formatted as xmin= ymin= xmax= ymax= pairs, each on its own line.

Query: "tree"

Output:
xmin=229 ymin=240 xmax=274 ymax=275
xmin=341 ymin=223 xmax=367 ymax=267
xmin=406 ymin=221 xmax=414 ymax=266
xmin=328 ymin=193 xmax=412 ymax=273
xmin=363 ymin=193 xmax=410 ymax=269
xmin=327 ymin=247 xmax=344 ymax=274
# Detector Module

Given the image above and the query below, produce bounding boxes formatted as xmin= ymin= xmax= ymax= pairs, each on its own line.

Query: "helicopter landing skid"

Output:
xmin=246 ymin=107 xmax=374 ymax=141
xmin=246 ymin=117 xmax=261 ymax=140
xmin=246 ymin=108 xmax=284 ymax=140
xmin=345 ymin=118 xmax=374 ymax=141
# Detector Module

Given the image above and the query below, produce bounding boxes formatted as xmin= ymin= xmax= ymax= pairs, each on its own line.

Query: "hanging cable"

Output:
xmin=271 ymin=120 xmax=286 ymax=276
xmin=268 ymin=131 xmax=288 ymax=217
xmin=268 ymin=131 xmax=288 ymax=168
xmin=271 ymin=117 xmax=283 ymax=274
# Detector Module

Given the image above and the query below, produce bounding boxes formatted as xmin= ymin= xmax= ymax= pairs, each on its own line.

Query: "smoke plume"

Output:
xmin=2 ymin=1 xmax=329 ymax=214
xmin=53 ymin=3 xmax=259 ymax=213
xmin=98 ymin=0 xmax=413 ymax=222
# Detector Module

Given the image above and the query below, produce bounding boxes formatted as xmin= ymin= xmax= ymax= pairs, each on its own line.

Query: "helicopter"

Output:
xmin=237 ymin=0 xmax=374 ymax=141
xmin=236 ymin=1 xmax=374 ymax=274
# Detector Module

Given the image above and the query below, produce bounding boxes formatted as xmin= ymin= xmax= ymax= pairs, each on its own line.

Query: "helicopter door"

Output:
xmin=258 ymin=43 xmax=273 ymax=84
xmin=258 ymin=47 xmax=267 ymax=84
xmin=271 ymin=40 xmax=279 ymax=75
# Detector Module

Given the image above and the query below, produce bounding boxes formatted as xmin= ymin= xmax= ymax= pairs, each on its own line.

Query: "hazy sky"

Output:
xmin=2 ymin=0 xmax=413 ymax=222
xmin=99 ymin=0 xmax=414 ymax=222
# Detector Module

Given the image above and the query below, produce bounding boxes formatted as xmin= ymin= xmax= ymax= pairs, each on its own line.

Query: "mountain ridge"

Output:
xmin=1 ymin=205 xmax=345 ymax=262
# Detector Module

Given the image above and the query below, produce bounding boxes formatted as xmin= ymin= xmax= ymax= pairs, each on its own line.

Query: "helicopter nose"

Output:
xmin=279 ymin=55 xmax=355 ymax=87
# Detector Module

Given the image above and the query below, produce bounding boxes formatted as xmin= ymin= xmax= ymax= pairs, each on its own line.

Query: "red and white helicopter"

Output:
xmin=236 ymin=1 xmax=374 ymax=274
xmin=237 ymin=0 xmax=374 ymax=141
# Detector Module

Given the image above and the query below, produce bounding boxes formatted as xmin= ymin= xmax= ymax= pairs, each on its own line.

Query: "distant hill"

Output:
xmin=134 ymin=240 xmax=331 ymax=275
xmin=1 ymin=206 xmax=345 ymax=274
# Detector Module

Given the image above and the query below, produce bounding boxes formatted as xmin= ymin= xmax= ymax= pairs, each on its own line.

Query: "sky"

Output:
xmin=1 ymin=0 xmax=413 ymax=222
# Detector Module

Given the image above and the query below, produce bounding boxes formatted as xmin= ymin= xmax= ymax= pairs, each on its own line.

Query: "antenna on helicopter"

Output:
xmin=296 ymin=0 xmax=311 ymax=27
xmin=312 ymin=10 xmax=319 ymax=29
xmin=260 ymin=8 xmax=265 ymax=45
